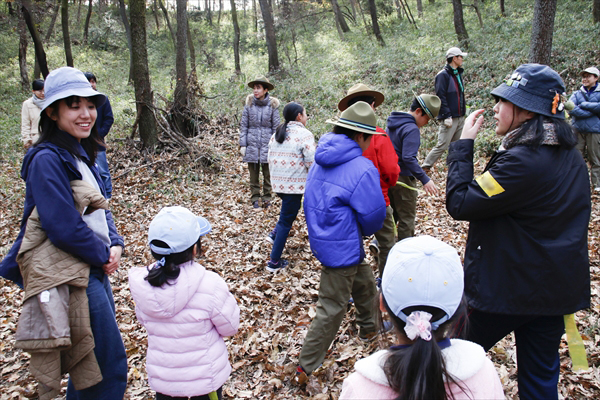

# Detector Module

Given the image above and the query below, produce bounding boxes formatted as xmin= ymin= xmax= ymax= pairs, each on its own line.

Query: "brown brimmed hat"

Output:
xmin=247 ymin=76 xmax=274 ymax=91
xmin=338 ymin=83 xmax=385 ymax=111
xmin=326 ymin=101 xmax=385 ymax=135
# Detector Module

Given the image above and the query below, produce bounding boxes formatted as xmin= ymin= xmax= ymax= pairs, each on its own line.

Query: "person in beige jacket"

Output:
xmin=21 ymin=79 xmax=44 ymax=148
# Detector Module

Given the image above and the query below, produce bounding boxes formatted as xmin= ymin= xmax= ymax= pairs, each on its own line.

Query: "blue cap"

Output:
xmin=42 ymin=67 xmax=106 ymax=112
xmin=148 ymin=206 xmax=212 ymax=255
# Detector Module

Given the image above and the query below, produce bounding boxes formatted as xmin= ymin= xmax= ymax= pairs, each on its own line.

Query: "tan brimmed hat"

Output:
xmin=247 ymin=76 xmax=274 ymax=91
xmin=326 ymin=101 xmax=385 ymax=135
xmin=338 ymin=83 xmax=385 ymax=111
xmin=414 ymin=93 xmax=442 ymax=119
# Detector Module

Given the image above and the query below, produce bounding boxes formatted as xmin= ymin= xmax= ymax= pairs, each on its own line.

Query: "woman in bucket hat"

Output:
xmin=340 ymin=236 xmax=504 ymax=399
xmin=0 ymin=67 xmax=127 ymax=398
xmin=239 ymin=76 xmax=280 ymax=208
xmin=446 ymin=64 xmax=591 ymax=399
xmin=296 ymin=102 xmax=387 ymax=384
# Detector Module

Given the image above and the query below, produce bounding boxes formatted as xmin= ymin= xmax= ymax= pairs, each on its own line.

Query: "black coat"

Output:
xmin=435 ymin=64 xmax=466 ymax=120
xmin=446 ymin=139 xmax=590 ymax=315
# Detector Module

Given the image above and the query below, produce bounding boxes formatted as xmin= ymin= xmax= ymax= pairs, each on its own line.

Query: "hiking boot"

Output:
xmin=266 ymin=228 xmax=277 ymax=245
xmin=294 ymin=366 xmax=309 ymax=385
xmin=369 ymin=238 xmax=380 ymax=266
xmin=266 ymin=259 xmax=288 ymax=272
xmin=252 ymin=201 xmax=260 ymax=209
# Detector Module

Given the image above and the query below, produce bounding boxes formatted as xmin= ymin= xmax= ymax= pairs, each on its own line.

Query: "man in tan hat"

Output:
xmin=422 ymin=47 xmax=467 ymax=172
xmin=387 ymin=94 xmax=441 ymax=241
xmin=338 ymin=83 xmax=399 ymax=275
xmin=296 ymin=101 xmax=387 ymax=384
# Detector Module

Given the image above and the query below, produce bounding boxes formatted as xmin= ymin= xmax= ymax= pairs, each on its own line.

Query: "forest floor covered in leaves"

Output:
xmin=1 ymin=124 xmax=600 ymax=399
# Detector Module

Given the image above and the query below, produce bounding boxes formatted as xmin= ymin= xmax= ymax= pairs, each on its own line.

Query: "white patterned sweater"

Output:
xmin=268 ymin=121 xmax=316 ymax=194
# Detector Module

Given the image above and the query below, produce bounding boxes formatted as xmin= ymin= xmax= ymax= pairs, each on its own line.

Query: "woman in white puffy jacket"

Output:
xmin=129 ymin=207 xmax=240 ymax=400
xmin=21 ymin=79 xmax=44 ymax=148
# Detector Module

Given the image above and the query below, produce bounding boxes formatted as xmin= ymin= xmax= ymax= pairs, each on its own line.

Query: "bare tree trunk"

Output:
xmin=472 ymin=0 xmax=483 ymax=28
xmin=61 ymin=0 xmax=73 ymax=66
xmin=153 ymin=0 xmax=160 ymax=31
xmin=45 ymin=0 xmax=60 ymax=41
xmin=174 ymin=0 xmax=189 ymax=134
xmin=118 ymin=0 xmax=134 ymax=81
xmin=528 ymin=0 xmax=556 ymax=65
xmin=451 ymin=0 xmax=469 ymax=48
xmin=330 ymin=0 xmax=350 ymax=33
xmin=8 ymin=0 xmax=14 ymax=15
xmin=594 ymin=0 xmax=600 ymax=23
xmin=76 ymin=0 xmax=82 ymax=26
xmin=367 ymin=0 xmax=384 ymax=45
xmin=205 ymin=0 xmax=212 ymax=25
xmin=500 ymin=0 xmax=505 ymax=17
xmin=230 ymin=0 xmax=241 ymax=74
xmin=252 ymin=0 xmax=258 ymax=32
xmin=130 ymin=0 xmax=158 ymax=150
xmin=159 ymin=0 xmax=176 ymax=46
xmin=17 ymin=3 xmax=29 ymax=91
xmin=356 ymin=0 xmax=369 ymax=33
xmin=186 ymin=20 xmax=196 ymax=73
xmin=83 ymin=0 xmax=92 ymax=44
xmin=217 ymin=0 xmax=222 ymax=25
xmin=349 ymin=0 xmax=357 ymax=20
xmin=258 ymin=0 xmax=279 ymax=71
xmin=416 ymin=0 xmax=422 ymax=18
xmin=21 ymin=0 xmax=49 ymax=78
xmin=429 ymin=0 xmax=434 ymax=3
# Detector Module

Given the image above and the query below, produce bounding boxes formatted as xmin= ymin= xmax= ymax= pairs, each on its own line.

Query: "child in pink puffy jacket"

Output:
xmin=129 ymin=206 xmax=240 ymax=400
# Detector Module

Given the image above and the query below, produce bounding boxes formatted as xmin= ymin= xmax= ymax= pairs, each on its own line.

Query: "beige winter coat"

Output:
xmin=21 ymin=97 xmax=41 ymax=144
xmin=15 ymin=180 xmax=108 ymax=400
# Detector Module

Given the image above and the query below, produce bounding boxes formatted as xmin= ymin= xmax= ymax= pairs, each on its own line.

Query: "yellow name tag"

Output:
xmin=475 ymin=171 xmax=505 ymax=197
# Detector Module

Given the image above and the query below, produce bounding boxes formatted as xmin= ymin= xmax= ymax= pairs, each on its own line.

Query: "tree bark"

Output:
xmin=528 ymin=0 xmax=556 ymax=65
xmin=45 ymin=0 xmax=60 ymax=41
xmin=83 ymin=0 xmax=92 ymax=44
xmin=472 ymin=0 xmax=483 ymax=28
xmin=153 ymin=0 xmax=160 ymax=31
xmin=367 ymin=0 xmax=384 ymax=45
xmin=173 ymin=0 xmax=189 ymax=134
xmin=76 ymin=0 xmax=82 ymax=27
xmin=451 ymin=0 xmax=469 ymax=48
xmin=217 ymin=0 xmax=222 ymax=25
xmin=130 ymin=0 xmax=158 ymax=150
xmin=393 ymin=0 xmax=402 ymax=19
xmin=17 ymin=2 xmax=29 ymax=91
xmin=330 ymin=0 xmax=350 ymax=33
xmin=258 ymin=0 xmax=279 ymax=71
xmin=500 ymin=0 xmax=505 ymax=17
xmin=205 ymin=0 xmax=212 ymax=25
xmin=61 ymin=0 xmax=73 ymax=66
xmin=118 ymin=0 xmax=134 ymax=82
xmin=252 ymin=0 xmax=258 ymax=32
xmin=186 ymin=19 xmax=196 ymax=73
xmin=20 ymin=0 xmax=49 ymax=77
xmin=230 ymin=0 xmax=241 ymax=74
xmin=416 ymin=0 xmax=422 ymax=18
xmin=594 ymin=0 xmax=600 ymax=23
xmin=159 ymin=0 xmax=176 ymax=46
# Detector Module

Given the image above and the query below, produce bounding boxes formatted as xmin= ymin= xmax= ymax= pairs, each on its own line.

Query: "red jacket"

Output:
xmin=363 ymin=128 xmax=400 ymax=206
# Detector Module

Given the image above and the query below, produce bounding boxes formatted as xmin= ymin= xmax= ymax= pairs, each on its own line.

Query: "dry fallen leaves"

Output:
xmin=1 ymin=126 xmax=599 ymax=399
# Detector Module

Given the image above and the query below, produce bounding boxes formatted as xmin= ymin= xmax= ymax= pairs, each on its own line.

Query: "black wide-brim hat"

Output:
xmin=491 ymin=63 xmax=566 ymax=119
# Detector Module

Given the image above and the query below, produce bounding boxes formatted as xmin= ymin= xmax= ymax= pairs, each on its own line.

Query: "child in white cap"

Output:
xmin=128 ymin=206 xmax=240 ymax=400
xmin=340 ymin=236 xmax=504 ymax=399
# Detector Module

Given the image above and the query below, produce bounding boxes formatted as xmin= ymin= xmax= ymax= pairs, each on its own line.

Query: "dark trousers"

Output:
xmin=466 ymin=309 xmax=565 ymax=400
xmin=156 ymin=387 xmax=222 ymax=400
xmin=66 ymin=269 xmax=128 ymax=399
xmin=248 ymin=162 xmax=271 ymax=203
xmin=96 ymin=150 xmax=112 ymax=199
xmin=270 ymin=193 xmax=303 ymax=261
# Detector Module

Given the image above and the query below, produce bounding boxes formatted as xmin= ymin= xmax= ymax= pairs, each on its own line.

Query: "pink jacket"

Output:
xmin=128 ymin=261 xmax=240 ymax=397
xmin=340 ymin=339 xmax=505 ymax=399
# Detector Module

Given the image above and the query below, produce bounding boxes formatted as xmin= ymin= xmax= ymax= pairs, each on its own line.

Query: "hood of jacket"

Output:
xmin=386 ymin=112 xmax=416 ymax=131
xmin=245 ymin=93 xmax=280 ymax=108
xmin=314 ymin=132 xmax=363 ymax=168
xmin=129 ymin=261 xmax=206 ymax=319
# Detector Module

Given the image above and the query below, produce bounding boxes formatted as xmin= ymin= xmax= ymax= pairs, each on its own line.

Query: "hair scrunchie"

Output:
xmin=404 ymin=311 xmax=433 ymax=341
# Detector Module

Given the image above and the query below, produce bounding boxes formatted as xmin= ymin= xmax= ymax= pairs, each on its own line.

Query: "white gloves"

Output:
xmin=240 ymin=147 xmax=246 ymax=156
xmin=444 ymin=118 xmax=453 ymax=128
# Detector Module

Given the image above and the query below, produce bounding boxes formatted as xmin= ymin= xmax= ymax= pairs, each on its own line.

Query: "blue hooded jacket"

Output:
xmin=303 ymin=132 xmax=386 ymax=268
xmin=0 ymin=133 xmax=124 ymax=286
xmin=569 ymin=85 xmax=600 ymax=134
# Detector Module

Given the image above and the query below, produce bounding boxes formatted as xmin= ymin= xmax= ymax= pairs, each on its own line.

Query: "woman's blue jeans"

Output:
xmin=270 ymin=193 xmax=303 ymax=261
xmin=66 ymin=268 xmax=128 ymax=399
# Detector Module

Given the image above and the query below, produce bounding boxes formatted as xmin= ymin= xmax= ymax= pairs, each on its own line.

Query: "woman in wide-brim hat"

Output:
xmin=446 ymin=63 xmax=591 ymax=399
xmin=239 ymin=75 xmax=280 ymax=208
xmin=0 ymin=66 xmax=128 ymax=398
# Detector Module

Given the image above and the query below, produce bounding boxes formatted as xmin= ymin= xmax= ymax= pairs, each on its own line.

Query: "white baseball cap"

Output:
xmin=148 ymin=206 xmax=212 ymax=255
xmin=446 ymin=47 xmax=467 ymax=58
xmin=382 ymin=236 xmax=464 ymax=330
xmin=581 ymin=67 xmax=599 ymax=77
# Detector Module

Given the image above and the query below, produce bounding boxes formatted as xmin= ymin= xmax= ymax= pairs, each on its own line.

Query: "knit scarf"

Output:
xmin=501 ymin=119 xmax=559 ymax=150
xmin=452 ymin=68 xmax=464 ymax=93
xmin=32 ymin=94 xmax=44 ymax=109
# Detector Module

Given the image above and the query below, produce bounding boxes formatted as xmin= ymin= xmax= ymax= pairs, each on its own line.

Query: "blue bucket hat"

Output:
xmin=42 ymin=67 xmax=107 ymax=112
xmin=491 ymin=63 xmax=566 ymax=119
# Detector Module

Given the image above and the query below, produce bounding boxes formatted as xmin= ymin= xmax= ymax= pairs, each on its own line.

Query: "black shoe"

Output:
xmin=252 ymin=201 xmax=260 ymax=209
xmin=266 ymin=259 xmax=288 ymax=272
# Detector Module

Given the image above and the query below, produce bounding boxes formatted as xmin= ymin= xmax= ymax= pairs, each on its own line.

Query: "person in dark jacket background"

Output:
xmin=387 ymin=93 xmax=440 ymax=242
xmin=295 ymin=102 xmax=386 ymax=385
xmin=84 ymin=72 xmax=115 ymax=199
xmin=569 ymin=66 xmax=600 ymax=191
xmin=446 ymin=64 xmax=591 ymax=400
xmin=422 ymin=47 xmax=467 ymax=172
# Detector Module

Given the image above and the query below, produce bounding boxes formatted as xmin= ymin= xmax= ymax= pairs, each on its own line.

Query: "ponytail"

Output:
xmin=381 ymin=297 xmax=470 ymax=400
xmin=145 ymin=238 xmax=200 ymax=287
xmin=275 ymin=102 xmax=304 ymax=143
